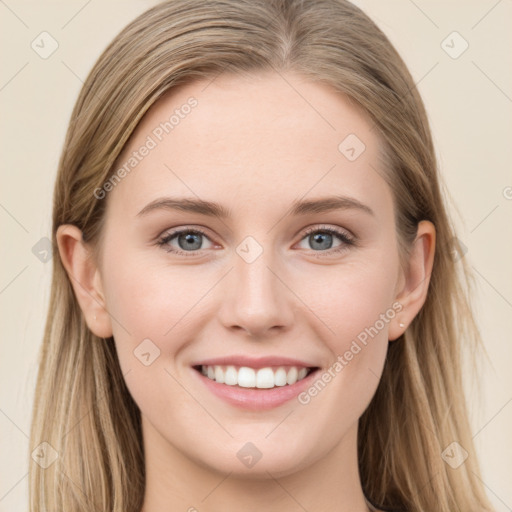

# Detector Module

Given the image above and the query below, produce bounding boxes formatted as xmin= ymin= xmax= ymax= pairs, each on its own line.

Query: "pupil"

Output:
xmin=312 ymin=232 xmax=332 ymax=250
xmin=180 ymin=233 xmax=201 ymax=250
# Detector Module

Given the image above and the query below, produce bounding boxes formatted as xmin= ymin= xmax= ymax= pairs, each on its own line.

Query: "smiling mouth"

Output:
xmin=193 ymin=364 xmax=319 ymax=389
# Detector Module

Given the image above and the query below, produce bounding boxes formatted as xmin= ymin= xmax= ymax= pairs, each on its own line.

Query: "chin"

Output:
xmin=189 ymin=437 xmax=314 ymax=480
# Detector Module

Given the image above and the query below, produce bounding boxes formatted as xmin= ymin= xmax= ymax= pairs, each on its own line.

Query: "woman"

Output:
xmin=29 ymin=1 xmax=494 ymax=511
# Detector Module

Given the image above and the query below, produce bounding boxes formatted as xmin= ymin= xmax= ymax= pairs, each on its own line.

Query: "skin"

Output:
xmin=57 ymin=71 xmax=435 ymax=512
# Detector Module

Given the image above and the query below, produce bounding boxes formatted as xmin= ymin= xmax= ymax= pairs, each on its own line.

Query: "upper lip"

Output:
xmin=192 ymin=355 xmax=319 ymax=369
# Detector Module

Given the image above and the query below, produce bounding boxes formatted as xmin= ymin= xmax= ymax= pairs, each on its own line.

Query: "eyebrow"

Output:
xmin=136 ymin=195 xmax=375 ymax=218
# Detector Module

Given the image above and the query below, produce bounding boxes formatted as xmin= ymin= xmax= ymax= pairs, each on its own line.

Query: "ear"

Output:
xmin=56 ymin=224 xmax=113 ymax=338
xmin=388 ymin=220 xmax=436 ymax=341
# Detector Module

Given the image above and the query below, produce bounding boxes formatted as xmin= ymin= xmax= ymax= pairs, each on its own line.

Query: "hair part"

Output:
xmin=30 ymin=1 xmax=493 ymax=511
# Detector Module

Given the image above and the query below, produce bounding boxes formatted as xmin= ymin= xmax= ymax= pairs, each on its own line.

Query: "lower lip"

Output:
xmin=192 ymin=368 xmax=319 ymax=411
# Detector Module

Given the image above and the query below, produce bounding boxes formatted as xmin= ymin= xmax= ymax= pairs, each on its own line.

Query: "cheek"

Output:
xmin=102 ymin=241 xmax=206 ymax=337
xmin=293 ymin=255 xmax=398 ymax=407
xmin=100 ymin=244 xmax=226 ymax=394
xmin=303 ymin=257 xmax=398 ymax=351
xmin=101 ymin=253 xmax=204 ymax=417
xmin=290 ymin=264 xmax=396 ymax=447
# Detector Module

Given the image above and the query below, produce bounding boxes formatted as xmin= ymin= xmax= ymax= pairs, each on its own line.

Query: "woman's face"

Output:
xmin=92 ymin=71 xmax=408 ymax=477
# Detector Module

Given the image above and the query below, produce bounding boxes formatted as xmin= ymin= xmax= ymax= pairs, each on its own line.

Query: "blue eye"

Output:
xmin=157 ymin=225 xmax=355 ymax=257
xmin=157 ymin=228 xmax=212 ymax=257
xmin=299 ymin=225 xmax=355 ymax=255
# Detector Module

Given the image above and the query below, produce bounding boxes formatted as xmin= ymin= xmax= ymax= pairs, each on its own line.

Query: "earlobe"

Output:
xmin=56 ymin=224 xmax=113 ymax=338
xmin=389 ymin=220 xmax=436 ymax=341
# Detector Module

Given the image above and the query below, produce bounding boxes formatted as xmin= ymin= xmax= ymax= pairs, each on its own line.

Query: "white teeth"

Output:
xmin=200 ymin=365 xmax=312 ymax=389
xmin=224 ymin=366 xmax=238 ymax=386
xmin=214 ymin=366 xmax=224 ymax=384
xmin=286 ymin=367 xmax=298 ymax=385
xmin=274 ymin=367 xmax=288 ymax=386
xmin=238 ymin=367 xmax=255 ymax=388
xmin=256 ymin=368 xmax=274 ymax=389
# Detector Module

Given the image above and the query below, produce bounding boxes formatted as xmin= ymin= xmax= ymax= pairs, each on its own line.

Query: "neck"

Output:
xmin=140 ymin=416 xmax=371 ymax=512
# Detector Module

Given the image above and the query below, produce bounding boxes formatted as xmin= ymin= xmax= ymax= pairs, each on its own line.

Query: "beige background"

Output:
xmin=1 ymin=1 xmax=511 ymax=510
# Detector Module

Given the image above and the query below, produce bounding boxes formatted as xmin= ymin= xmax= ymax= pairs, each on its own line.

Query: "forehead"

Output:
xmin=107 ymin=70 xmax=392 ymax=220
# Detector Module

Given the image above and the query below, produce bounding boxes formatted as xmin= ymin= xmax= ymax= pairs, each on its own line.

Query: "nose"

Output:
xmin=217 ymin=246 xmax=295 ymax=339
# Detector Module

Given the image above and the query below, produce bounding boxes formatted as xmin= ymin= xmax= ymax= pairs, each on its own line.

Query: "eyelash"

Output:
xmin=156 ymin=225 xmax=356 ymax=258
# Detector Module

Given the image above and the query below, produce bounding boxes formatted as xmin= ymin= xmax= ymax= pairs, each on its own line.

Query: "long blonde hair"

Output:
xmin=29 ymin=1 xmax=494 ymax=510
